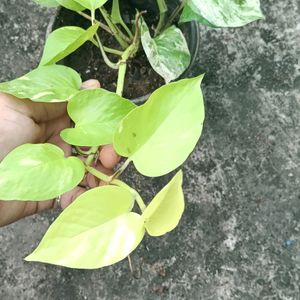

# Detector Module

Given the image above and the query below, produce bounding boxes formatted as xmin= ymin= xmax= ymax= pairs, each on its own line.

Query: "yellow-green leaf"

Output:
xmin=0 ymin=144 xmax=85 ymax=201
xmin=60 ymin=89 xmax=136 ymax=146
xmin=114 ymin=75 xmax=205 ymax=177
xmin=56 ymin=0 xmax=85 ymax=11
xmin=73 ymin=0 xmax=108 ymax=10
xmin=40 ymin=24 xmax=99 ymax=66
xmin=142 ymin=170 xmax=184 ymax=236
xmin=0 ymin=65 xmax=81 ymax=102
xmin=33 ymin=0 xmax=59 ymax=7
xmin=25 ymin=186 xmax=145 ymax=269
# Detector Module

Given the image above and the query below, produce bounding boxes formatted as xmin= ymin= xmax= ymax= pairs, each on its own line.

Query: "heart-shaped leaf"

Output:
xmin=142 ymin=170 xmax=184 ymax=236
xmin=0 ymin=144 xmax=85 ymax=201
xmin=40 ymin=24 xmax=99 ymax=66
xmin=73 ymin=0 xmax=108 ymax=10
xmin=33 ymin=0 xmax=59 ymax=7
xmin=56 ymin=0 xmax=85 ymax=11
xmin=0 ymin=65 xmax=81 ymax=102
xmin=180 ymin=0 xmax=264 ymax=27
xmin=61 ymin=89 xmax=136 ymax=146
xmin=114 ymin=75 xmax=205 ymax=177
xmin=25 ymin=186 xmax=145 ymax=269
xmin=140 ymin=19 xmax=190 ymax=83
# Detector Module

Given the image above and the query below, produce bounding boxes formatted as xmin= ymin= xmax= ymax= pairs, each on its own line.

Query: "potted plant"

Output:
xmin=49 ymin=0 xmax=201 ymax=101
xmin=0 ymin=0 xmax=263 ymax=269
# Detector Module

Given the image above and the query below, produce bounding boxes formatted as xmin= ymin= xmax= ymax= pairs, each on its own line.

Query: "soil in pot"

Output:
xmin=52 ymin=0 xmax=199 ymax=99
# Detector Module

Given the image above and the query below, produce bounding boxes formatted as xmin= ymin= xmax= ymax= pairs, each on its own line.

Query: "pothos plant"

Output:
xmin=0 ymin=0 xmax=263 ymax=269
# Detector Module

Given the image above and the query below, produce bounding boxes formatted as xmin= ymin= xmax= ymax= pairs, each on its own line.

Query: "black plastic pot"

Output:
xmin=47 ymin=0 xmax=200 ymax=103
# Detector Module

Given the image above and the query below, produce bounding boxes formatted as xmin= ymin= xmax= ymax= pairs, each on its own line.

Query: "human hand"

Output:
xmin=0 ymin=79 xmax=120 ymax=227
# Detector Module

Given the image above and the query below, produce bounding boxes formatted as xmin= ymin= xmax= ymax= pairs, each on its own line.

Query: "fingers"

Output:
xmin=50 ymin=146 xmax=119 ymax=211
xmin=44 ymin=114 xmax=72 ymax=156
xmin=85 ymin=160 xmax=114 ymax=187
xmin=1 ymin=78 xmax=100 ymax=125
xmin=59 ymin=160 xmax=113 ymax=210
xmin=81 ymin=79 xmax=101 ymax=89
xmin=59 ymin=186 xmax=86 ymax=209
xmin=0 ymin=92 xmax=67 ymax=123
xmin=30 ymin=102 xmax=67 ymax=123
xmin=0 ymin=199 xmax=54 ymax=227
xmin=15 ymin=78 xmax=100 ymax=123
xmin=99 ymin=145 xmax=121 ymax=169
xmin=47 ymin=133 xmax=72 ymax=157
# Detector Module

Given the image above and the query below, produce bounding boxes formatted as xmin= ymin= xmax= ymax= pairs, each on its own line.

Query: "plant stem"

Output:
xmin=164 ymin=0 xmax=187 ymax=30
xmin=77 ymin=11 xmax=112 ymax=34
xmin=103 ymin=46 xmax=123 ymax=56
xmin=111 ymin=158 xmax=131 ymax=179
xmin=99 ymin=7 xmax=129 ymax=49
xmin=132 ymin=10 xmax=146 ymax=45
xmin=90 ymin=38 xmax=123 ymax=56
xmin=75 ymin=146 xmax=95 ymax=156
xmin=116 ymin=62 xmax=127 ymax=96
xmin=155 ymin=0 xmax=168 ymax=36
xmin=115 ymin=33 xmax=140 ymax=95
xmin=127 ymin=255 xmax=141 ymax=279
xmin=86 ymin=166 xmax=146 ymax=212
xmin=85 ymin=146 xmax=99 ymax=166
xmin=115 ymin=11 xmax=145 ymax=96
xmin=112 ymin=179 xmax=146 ymax=212
xmin=88 ymin=9 xmax=119 ymax=69
xmin=116 ymin=45 xmax=134 ymax=96
xmin=94 ymin=32 xmax=119 ymax=69
xmin=111 ymin=0 xmax=134 ymax=39
xmin=86 ymin=165 xmax=111 ymax=182
xmin=91 ymin=9 xmax=95 ymax=24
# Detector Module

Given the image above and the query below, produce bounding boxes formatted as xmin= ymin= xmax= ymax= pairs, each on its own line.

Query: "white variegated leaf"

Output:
xmin=140 ymin=19 xmax=191 ymax=83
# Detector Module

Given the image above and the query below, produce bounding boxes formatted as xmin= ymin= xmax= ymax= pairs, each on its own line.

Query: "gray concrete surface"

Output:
xmin=0 ymin=0 xmax=300 ymax=299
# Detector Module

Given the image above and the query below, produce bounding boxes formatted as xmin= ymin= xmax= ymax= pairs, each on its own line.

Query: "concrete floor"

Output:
xmin=0 ymin=0 xmax=299 ymax=299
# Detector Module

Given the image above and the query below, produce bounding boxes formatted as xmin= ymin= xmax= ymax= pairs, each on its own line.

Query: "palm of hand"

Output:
xmin=0 ymin=93 xmax=71 ymax=226
xmin=0 ymin=81 xmax=120 ymax=226
xmin=0 ymin=92 xmax=70 ymax=160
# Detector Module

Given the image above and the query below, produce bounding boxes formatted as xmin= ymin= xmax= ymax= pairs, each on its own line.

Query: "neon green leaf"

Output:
xmin=73 ymin=0 xmax=108 ymax=10
xmin=180 ymin=0 xmax=264 ymax=27
xmin=60 ymin=89 xmax=136 ymax=146
xmin=56 ymin=0 xmax=85 ymax=11
xmin=32 ymin=0 xmax=59 ymax=7
xmin=114 ymin=76 xmax=205 ymax=177
xmin=25 ymin=186 xmax=145 ymax=269
xmin=40 ymin=24 xmax=99 ymax=66
xmin=0 ymin=65 xmax=81 ymax=102
xmin=0 ymin=144 xmax=85 ymax=201
xmin=142 ymin=170 xmax=184 ymax=236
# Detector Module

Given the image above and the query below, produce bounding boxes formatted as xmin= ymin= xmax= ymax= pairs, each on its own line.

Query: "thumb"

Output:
xmin=29 ymin=102 xmax=67 ymax=123
xmin=26 ymin=79 xmax=100 ymax=123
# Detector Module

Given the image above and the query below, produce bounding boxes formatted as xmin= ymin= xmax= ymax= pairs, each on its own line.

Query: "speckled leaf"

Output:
xmin=25 ymin=186 xmax=145 ymax=269
xmin=56 ymin=0 xmax=85 ymax=11
xmin=142 ymin=170 xmax=184 ymax=236
xmin=73 ymin=0 xmax=108 ymax=10
xmin=180 ymin=0 xmax=264 ymax=27
xmin=140 ymin=19 xmax=190 ymax=83
xmin=0 ymin=65 xmax=81 ymax=102
xmin=114 ymin=75 xmax=205 ymax=177
xmin=61 ymin=89 xmax=136 ymax=146
xmin=33 ymin=0 xmax=59 ymax=7
xmin=0 ymin=144 xmax=85 ymax=201
xmin=40 ymin=24 xmax=99 ymax=66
